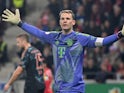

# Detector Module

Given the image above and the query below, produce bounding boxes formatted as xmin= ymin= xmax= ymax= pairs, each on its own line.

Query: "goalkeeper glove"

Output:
xmin=2 ymin=9 xmax=21 ymax=25
xmin=121 ymin=25 xmax=124 ymax=36
xmin=117 ymin=25 xmax=124 ymax=38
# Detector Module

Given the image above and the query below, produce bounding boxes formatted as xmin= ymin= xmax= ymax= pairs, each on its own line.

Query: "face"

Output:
xmin=16 ymin=38 xmax=25 ymax=48
xmin=59 ymin=13 xmax=75 ymax=33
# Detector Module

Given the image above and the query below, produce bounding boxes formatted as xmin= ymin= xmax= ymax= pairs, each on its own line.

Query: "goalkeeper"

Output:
xmin=2 ymin=9 xmax=124 ymax=93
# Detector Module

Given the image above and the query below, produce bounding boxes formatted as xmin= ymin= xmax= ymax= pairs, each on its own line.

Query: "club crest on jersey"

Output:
xmin=66 ymin=39 xmax=73 ymax=47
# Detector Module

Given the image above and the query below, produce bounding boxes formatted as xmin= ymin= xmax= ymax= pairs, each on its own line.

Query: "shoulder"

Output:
xmin=73 ymin=32 xmax=91 ymax=41
xmin=75 ymin=32 xmax=90 ymax=37
xmin=75 ymin=32 xmax=96 ymax=39
xmin=28 ymin=46 xmax=40 ymax=54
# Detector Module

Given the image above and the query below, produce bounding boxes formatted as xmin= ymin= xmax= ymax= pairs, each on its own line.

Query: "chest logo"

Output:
xmin=58 ymin=47 xmax=66 ymax=58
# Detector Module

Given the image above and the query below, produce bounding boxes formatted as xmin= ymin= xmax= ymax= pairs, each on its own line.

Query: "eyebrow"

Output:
xmin=60 ymin=17 xmax=71 ymax=19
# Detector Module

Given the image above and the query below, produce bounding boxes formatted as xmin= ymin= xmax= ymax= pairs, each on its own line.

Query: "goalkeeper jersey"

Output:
xmin=20 ymin=22 xmax=118 ymax=93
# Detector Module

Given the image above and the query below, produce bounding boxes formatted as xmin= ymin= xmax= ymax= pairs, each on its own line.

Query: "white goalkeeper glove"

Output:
xmin=2 ymin=9 xmax=21 ymax=25
xmin=121 ymin=25 xmax=124 ymax=36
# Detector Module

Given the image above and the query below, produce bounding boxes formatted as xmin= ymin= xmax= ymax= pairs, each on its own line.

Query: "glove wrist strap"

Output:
xmin=17 ymin=21 xmax=23 ymax=27
xmin=117 ymin=31 xmax=124 ymax=39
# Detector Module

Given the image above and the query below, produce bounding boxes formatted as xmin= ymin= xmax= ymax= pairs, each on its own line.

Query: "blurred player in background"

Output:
xmin=4 ymin=34 xmax=45 ymax=93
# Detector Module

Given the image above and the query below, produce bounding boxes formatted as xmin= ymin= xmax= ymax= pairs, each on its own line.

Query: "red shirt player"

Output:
xmin=43 ymin=61 xmax=53 ymax=93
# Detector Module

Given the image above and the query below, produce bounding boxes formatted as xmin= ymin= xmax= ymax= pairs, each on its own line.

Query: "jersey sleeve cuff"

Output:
xmin=116 ymin=31 xmax=124 ymax=39
xmin=17 ymin=21 xmax=23 ymax=27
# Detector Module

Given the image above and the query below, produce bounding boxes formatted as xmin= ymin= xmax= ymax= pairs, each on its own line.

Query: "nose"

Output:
xmin=63 ymin=19 xmax=67 ymax=23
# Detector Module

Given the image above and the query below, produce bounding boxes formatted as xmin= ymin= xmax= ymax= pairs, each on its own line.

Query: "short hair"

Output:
xmin=59 ymin=10 xmax=75 ymax=19
xmin=16 ymin=34 xmax=30 ymax=42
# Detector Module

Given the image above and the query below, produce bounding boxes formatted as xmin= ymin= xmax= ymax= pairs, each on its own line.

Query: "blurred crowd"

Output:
xmin=1 ymin=0 xmax=124 ymax=86
xmin=0 ymin=0 xmax=26 ymax=35
xmin=0 ymin=0 xmax=27 ymax=70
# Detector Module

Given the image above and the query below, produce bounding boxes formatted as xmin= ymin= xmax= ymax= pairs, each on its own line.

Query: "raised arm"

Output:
xmin=2 ymin=9 xmax=53 ymax=43
xmin=78 ymin=26 xmax=124 ymax=48
xmin=2 ymin=9 xmax=21 ymax=25
xmin=96 ymin=26 xmax=124 ymax=47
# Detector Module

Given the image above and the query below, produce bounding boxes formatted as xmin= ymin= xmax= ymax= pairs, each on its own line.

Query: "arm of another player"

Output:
xmin=4 ymin=66 xmax=23 ymax=91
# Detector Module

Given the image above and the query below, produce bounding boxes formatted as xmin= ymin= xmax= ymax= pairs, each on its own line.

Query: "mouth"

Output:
xmin=62 ymin=24 xmax=68 ymax=27
xmin=63 ymin=24 xmax=67 ymax=26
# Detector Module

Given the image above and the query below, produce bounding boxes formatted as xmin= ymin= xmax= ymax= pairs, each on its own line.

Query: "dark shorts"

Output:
xmin=24 ymin=88 xmax=44 ymax=93
xmin=24 ymin=79 xmax=45 ymax=93
xmin=24 ymin=85 xmax=45 ymax=93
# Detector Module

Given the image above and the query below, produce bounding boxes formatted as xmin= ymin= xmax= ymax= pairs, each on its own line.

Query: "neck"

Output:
xmin=62 ymin=29 xmax=73 ymax=35
xmin=24 ymin=43 xmax=31 ymax=50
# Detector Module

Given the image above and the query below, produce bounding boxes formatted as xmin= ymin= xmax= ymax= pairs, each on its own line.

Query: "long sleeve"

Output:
xmin=19 ymin=22 xmax=55 ymax=43
xmin=102 ymin=34 xmax=119 ymax=46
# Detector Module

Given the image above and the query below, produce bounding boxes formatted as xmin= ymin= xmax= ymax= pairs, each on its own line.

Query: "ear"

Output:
xmin=72 ymin=20 xmax=76 ymax=25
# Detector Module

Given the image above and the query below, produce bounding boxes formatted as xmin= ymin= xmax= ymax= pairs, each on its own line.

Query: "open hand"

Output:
xmin=2 ymin=9 xmax=21 ymax=25
xmin=121 ymin=25 xmax=124 ymax=35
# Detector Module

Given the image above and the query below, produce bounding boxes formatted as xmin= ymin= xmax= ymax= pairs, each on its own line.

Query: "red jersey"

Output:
xmin=44 ymin=67 xmax=53 ymax=93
